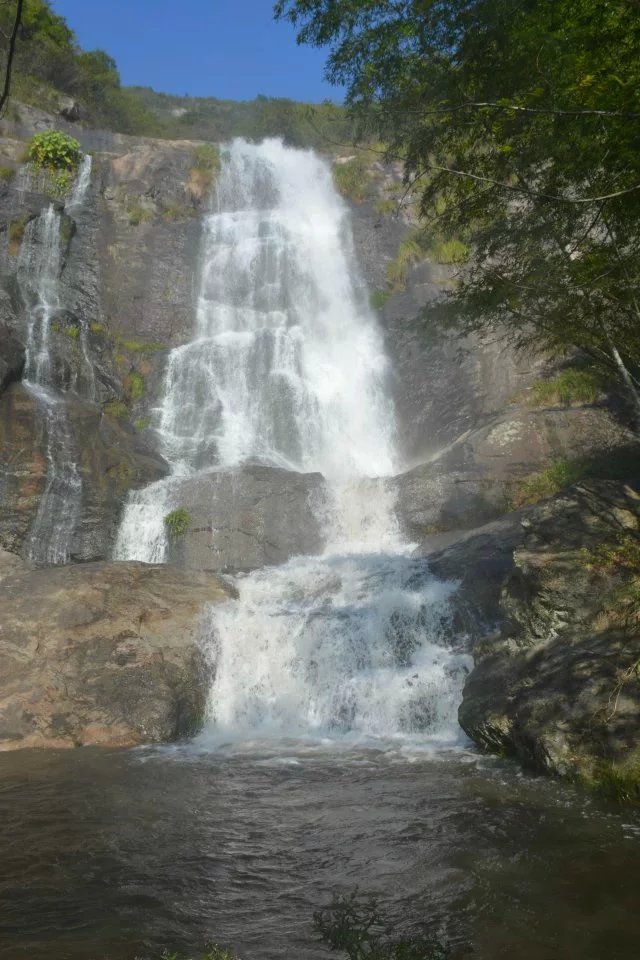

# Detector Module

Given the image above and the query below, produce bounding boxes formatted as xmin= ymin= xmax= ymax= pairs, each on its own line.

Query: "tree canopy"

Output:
xmin=276 ymin=0 xmax=640 ymax=410
xmin=0 ymin=0 xmax=160 ymax=133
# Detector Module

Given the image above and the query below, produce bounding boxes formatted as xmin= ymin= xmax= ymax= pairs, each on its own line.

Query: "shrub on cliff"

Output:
xmin=164 ymin=508 xmax=191 ymax=538
xmin=28 ymin=130 xmax=81 ymax=171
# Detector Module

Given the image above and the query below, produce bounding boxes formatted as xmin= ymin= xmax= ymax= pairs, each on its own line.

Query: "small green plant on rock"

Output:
xmin=28 ymin=130 xmax=81 ymax=171
xmin=428 ymin=238 xmax=469 ymax=265
xmin=370 ymin=289 xmax=392 ymax=310
xmin=8 ymin=217 xmax=28 ymax=256
xmin=128 ymin=200 xmax=154 ymax=226
xmin=192 ymin=144 xmax=221 ymax=173
xmin=124 ymin=369 xmax=146 ymax=400
xmin=374 ymin=197 xmax=398 ymax=216
xmin=0 ymin=165 xmax=15 ymax=182
xmin=528 ymin=366 xmax=605 ymax=407
xmin=333 ymin=157 xmax=370 ymax=202
xmin=161 ymin=945 xmax=240 ymax=960
xmin=189 ymin=144 xmax=222 ymax=192
xmin=582 ymin=533 xmax=640 ymax=576
xmin=103 ymin=400 xmax=129 ymax=420
xmin=164 ymin=508 xmax=191 ymax=538
xmin=584 ymin=760 xmax=640 ymax=805
xmin=509 ymin=458 xmax=587 ymax=508
xmin=386 ymin=232 xmax=427 ymax=290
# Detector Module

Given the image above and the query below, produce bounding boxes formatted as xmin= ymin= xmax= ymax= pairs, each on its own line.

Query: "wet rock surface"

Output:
xmin=0 ymin=559 xmax=234 ymax=750
xmin=0 ymin=383 xmax=168 ymax=561
xmin=167 ymin=464 xmax=325 ymax=572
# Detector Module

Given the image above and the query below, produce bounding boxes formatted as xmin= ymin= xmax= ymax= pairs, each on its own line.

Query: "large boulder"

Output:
xmin=167 ymin=464 xmax=326 ymax=572
xmin=425 ymin=480 xmax=640 ymax=795
xmin=392 ymin=406 xmax=638 ymax=540
xmin=0 ymin=559 xmax=234 ymax=750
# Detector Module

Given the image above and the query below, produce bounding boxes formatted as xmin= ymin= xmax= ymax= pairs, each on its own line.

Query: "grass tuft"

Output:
xmin=529 ymin=367 xmax=605 ymax=407
xmin=428 ymin=237 xmax=469 ymax=264
xmin=333 ymin=157 xmax=370 ymax=202
xmin=164 ymin=508 xmax=191 ymax=538
xmin=509 ymin=458 xmax=588 ymax=508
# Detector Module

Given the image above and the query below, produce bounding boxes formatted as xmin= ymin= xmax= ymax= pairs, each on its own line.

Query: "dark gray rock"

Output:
xmin=423 ymin=480 xmax=640 ymax=790
xmin=0 ymin=317 xmax=24 ymax=392
xmin=392 ymin=406 xmax=638 ymax=540
xmin=167 ymin=464 xmax=326 ymax=572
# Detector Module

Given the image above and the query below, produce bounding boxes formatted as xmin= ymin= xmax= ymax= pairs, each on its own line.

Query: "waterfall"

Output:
xmin=116 ymin=139 xmax=469 ymax=746
xmin=67 ymin=154 xmax=96 ymax=401
xmin=68 ymin=154 xmax=92 ymax=211
xmin=16 ymin=156 xmax=93 ymax=565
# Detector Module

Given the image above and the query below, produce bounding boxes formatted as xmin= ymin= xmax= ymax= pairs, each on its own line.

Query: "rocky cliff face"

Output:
xmin=426 ymin=480 xmax=640 ymax=799
xmin=0 ymin=105 xmax=638 ymax=778
xmin=0 ymin=107 xmax=206 ymax=561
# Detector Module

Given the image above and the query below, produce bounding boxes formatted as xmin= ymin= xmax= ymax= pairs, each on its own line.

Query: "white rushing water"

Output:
xmin=116 ymin=139 xmax=468 ymax=746
xmin=16 ymin=157 xmax=93 ymax=564
xmin=67 ymin=154 xmax=92 ymax=211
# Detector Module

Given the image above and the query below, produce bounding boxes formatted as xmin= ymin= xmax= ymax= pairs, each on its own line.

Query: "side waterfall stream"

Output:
xmin=1 ymin=143 xmax=638 ymax=960
xmin=16 ymin=155 xmax=93 ymax=565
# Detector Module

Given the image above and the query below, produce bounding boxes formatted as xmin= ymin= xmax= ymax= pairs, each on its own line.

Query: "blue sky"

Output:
xmin=51 ymin=0 xmax=341 ymax=103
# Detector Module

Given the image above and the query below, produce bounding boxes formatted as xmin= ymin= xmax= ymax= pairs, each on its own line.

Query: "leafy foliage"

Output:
xmin=129 ymin=86 xmax=360 ymax=150
xmin=0 ymin=0 xmax=160 ymax=134
xmin=28 ymin=129 xmax=81 ymax=170
xmin=276 ymin=0 xmax=640 ymax=407
xmin=164 ymin=508 xmax=191 ymax=538
xmin=314 ymin=892 xmax=449 ymax=960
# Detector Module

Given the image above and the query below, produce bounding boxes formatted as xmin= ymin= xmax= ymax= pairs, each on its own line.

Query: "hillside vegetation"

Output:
xmin=0 ymin=0 xmax=354 ymax=149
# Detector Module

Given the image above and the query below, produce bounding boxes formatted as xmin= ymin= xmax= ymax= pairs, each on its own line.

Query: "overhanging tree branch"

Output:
xmin=0 ymin=0 xmax=23 ymax=115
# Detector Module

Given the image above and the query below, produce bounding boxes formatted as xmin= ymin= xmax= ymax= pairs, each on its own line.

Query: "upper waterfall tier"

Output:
xmin=156 ymin=138 xmax=397 ymax=480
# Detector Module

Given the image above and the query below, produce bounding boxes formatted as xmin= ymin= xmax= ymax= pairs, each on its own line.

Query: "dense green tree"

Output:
xmin=0 ymin=0 xmax=160 ymax=134
xmin=276 ymin=0 xmax=640 ymax=414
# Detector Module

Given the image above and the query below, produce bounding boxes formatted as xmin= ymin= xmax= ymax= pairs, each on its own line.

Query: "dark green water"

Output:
xmin=0 ymin=743 xmax=638 ymax=960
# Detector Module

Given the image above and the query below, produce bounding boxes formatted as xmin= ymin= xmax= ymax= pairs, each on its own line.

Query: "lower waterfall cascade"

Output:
xmin=116 ymin=138 xmax=469 ymax=746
